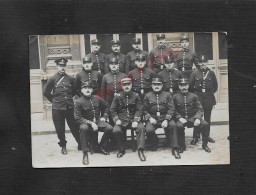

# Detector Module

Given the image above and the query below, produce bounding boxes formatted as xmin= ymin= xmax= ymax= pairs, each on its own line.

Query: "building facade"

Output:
xmin=30 ymin=32 xmax=228 ymax=119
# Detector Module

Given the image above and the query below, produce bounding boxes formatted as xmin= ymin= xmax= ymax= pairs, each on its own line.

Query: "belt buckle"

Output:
xmin=202 ymin=89 xmax=205 ymax=93
xmin=169 ymin=88 xmax=173 ymax=93
xmin=141 ymin=89 xmax=144 ymax=94
xmin=157 ymin=112 xmax=160 ymax=116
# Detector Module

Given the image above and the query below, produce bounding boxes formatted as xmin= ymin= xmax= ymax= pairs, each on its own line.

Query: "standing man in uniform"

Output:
xmin=143 ymin=78 xmax=180 ymax=159
xmin=127 ymin=38 xmax=149 ymax=71
xmin=157 ymin=57 xmax=183 ymax=95
xmin=173 ymin=78 xmax=211 ymax=153
xmin=86 ymin=39 xmax=105 ymax=75
xmin=189 ymin=55 xmax=218 ymax=144
xmin=75 ymin=56 xmax=101 ymax=96
xmin=174 ymin=35 xmax=199 ymax=79
xmin=149 ymin=34 xmax=173 ymax=74
xmin=110 ymin=78 xmax=146 ymax=161
xmin=128 ymin=54 xmax=155 ymax=101
xmin=105 ymin=40 xmax=129 ymax=74
xmin=74 ymin=81 xmax=113 ymax=165
xmin=43 ymin=58 xmax=81 ymax=155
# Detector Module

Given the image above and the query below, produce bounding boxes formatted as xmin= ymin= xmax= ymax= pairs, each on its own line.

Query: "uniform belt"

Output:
xmin=178 ymin=67 xmax=192 ymax=71
xmin=195 ymin=89 xmax=213 ymax=93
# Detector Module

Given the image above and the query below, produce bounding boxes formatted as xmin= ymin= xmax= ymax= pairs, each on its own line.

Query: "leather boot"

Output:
xmin=172 ymin=148 xmax=181 ymax=159
xmin=138 ymin=149 xmax=146 ymax=161
xmin=61 ymin=146 xmax=67 ymax=155
xmin=82 ymin=152 xmax=89 ymax=165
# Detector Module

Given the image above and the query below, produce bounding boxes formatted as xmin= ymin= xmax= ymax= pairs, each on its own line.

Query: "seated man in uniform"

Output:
xmin=143 ymin=78 xmax=180 ymax=159
xmin=173 ymin=78 xmax=211 ymax=154
xmin=74 ymin=81 xmax=113 ymax=165
xmin=110 ymin=78 xmax=146 ymax=161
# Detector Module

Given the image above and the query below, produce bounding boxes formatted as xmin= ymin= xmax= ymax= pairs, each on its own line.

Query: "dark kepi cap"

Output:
xmin=135 ymin=54 xmax=147 ymax=61
xmin=54 ymin=58 xmax=68 ymax=66
xmin=156 ymin=34 xmax=165 ymax=41
xmin=152 ymin=77 xmax=163 ymax=84
xmin=83 ymin=56 xmax=92 ymax=63
xmin=121 ymin=78 xmax=132 ymax=85
xmin=81 ymin=81 xmax=93 ymax=88
xmin=111 ymin=39 xmax=121 ymax=45
xmin=198 ymin=55 xmax=208 ymax=63
xmin=132 ymin=38 xmax=141 ymax=44
xmin=178 ymin=78 xmax=189 ymax=85
xmin=180 ymin=35 xmax=189 ymax=42
xmin=109 ymin=57 xmax=119 ymax=64
xmin=164 ymin=56 xmax=174 ymax=64
xmin=91 ymin=39 xmax=101 ymax=45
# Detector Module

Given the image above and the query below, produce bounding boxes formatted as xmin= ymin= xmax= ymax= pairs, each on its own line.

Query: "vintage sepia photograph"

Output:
xmin=30 ymin=32 xmax=229 ymax=167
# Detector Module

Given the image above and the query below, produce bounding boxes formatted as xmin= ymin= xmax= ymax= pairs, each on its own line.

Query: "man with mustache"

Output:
xmin=127 ymin=38 xmax=149 ymax=71
xmin=149 ymin=34 xmax=173 ymax=74
xmin=110 ymin=78 xmax=146 ymax=161
xmin=104 ymin=40 xmax=129 ymax=74
xmin=86 ymin=39 xmax=105 ymax=75
xmin=128 ymin=54 xmax=155 ymax=101
xmin=143 ymin=78 xmax=180 ymax=159
xmin=43 ymin=58 xmax=81 ymax=155
xmin=74 ymin=81 xmax=113 ymax=165
xmin=157 ymin=57 xmax=182 ymax=94
xmin=174 ymin=35 xmax=199 ymax=79
xmin=75 ymin=56 xmax=102 ymax=96
xmin=189 ymin=55 xmax=218 ymax=144
xmin=173 ymin=78 xmax=211 ymax=153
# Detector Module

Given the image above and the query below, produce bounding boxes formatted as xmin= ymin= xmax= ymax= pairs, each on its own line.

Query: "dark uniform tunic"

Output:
xmin=189 ymin=67 xmax=218 ymax=137
xmin=143 ymin=90 xmax=178 ymax=148
xmin=105 ymin=53 xmax=129 ymax=74
xmin=174 ymin=48 xmax=198 ymax=79
xmin=128 ymin=67 xmax=155 ymax=100
xmin=149 ymin=45 xmax=173 ymax=74
xmin=127 ymin=49 xmax=149 ymax=71
xmin=157 ymin=68 xmax=182 ymax=94
xmin=111 ymin=91 xmax=145 ymax=150
xmin=43 ymin=72 xmax=80 ymax=147
xmin=86 ymin=52 xmax=105 ymax=75
xmin=75 ymin=69 xmax=102 ymax=96
xmin=74 ymin=95 xmax=113 ymax=152
xmin=172 ymin=92 xmax=209 ymax=148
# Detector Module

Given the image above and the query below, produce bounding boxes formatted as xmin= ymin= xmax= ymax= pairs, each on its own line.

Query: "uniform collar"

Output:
xmin=82 ymin=94 xmax=92 ymax=99
xmin=182 ymin=48 xmax=189 ymax=52
xmin=153 ymin=90 xmax=162 ymax=94
xmin=158 ymin=45 xmax=165 ymax=49
xmin=58 ymin=72 xmax=66 ymax=76
xmin=92 ymin=50 xmax=99 ymax=54
xmin=83 ymin=68 xmax=92 ymax=73
xmin=111 ymin=70 xmax=119 ymax=75
xmin=123 ymin=91 xmax=132 ymax=97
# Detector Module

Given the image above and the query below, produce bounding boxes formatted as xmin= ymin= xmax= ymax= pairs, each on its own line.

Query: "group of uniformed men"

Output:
xmin=43 ymin=34 xmax=218 ymax=165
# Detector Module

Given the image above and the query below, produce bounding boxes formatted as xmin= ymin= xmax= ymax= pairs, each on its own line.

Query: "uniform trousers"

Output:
xmin=113 ymin=122 xmax=145 ymax=151
xmin=52 ymin=108 xmax=80 ymax=147
xmin=177 ymin=119 xmax=209 ymax=148
xmin=79 ymin=123 xmax=113 ymax=153
xmin=145 ymin=120 xmax=178 ymax=148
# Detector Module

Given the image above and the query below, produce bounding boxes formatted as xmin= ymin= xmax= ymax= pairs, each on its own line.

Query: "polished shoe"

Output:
xmin=99 ymin=145 xmax=110 ymax=155
xmin=208 ymin=136 xmax=215 ymax=143
xmin=61 ymin=146 xmax=67 ymax=155
xmin=117 ymin=150 xmax=125 ymax=158
xmin=138 ymin=149 xmax=146 ymax=161
xmin=202 ymin=144 xmax=211 ymax=153
xmin=82 ymin=152 xmax=89 ymax=165
xmin=78 ymin=144 xmax=82 ymax=151
xmin=190 ymin=138 xmax=198 ymax=145
xmin=172 ymin=149 xmax=181 ymax=159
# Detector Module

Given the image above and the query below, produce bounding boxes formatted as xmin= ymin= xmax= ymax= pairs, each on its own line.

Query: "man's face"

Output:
xmin=199 ymin=62 xmax=207 ymax=70
xmin=109 ymin=63 xmax=119 ymax=71
xmin=112 ymin=44 xmax=121 ymax=53
xmin=179 ymin=83 xmax=189 ymax=94
xmin=82 ymin=62 xmax=93 ymax=71
xmin=157 ymin=39 xmax=165 ymax=47
xmin=81 ymin=87 xmax=93 ymax=97
xmin=165 ymin=62 xmax=174 ymax=70
xmin=57 ymin=65 xmax=66 ymax=73
xmin=152 ymin=83 xmax=163 ymax=92
xmin=91 ymin=43 xmax=101 ymax=52
xmin=122 ymin=83 xmax=132 ymax=92
xmin=181 ymin=40 xmax=189 ymax=49
xmin=132 ymin=43 xmax=141 ymax=50
xmin=135 ymin=60 xmax=146 ymax=69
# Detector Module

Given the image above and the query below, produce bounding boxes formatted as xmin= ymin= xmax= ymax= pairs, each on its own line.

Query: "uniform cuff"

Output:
xmin=145 ymin=114 xmax=151 ymax=120
xmin=113 ymin=116 xmax=119 ymax=122
xmin=134 ymin=117 xmax=140 ymax=122
xmin=165 ymin=114 xmax=172 ymax=120
xmin=103 ymin=113 xmax=109 ymax=119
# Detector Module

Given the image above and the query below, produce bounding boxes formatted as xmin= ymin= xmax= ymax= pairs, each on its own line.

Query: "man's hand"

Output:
xmin=91 ymin=122 xmax=98 ymax=131
xmin=100 ymin=117 xmax=106 ymax=122
xmin=132 ymin=121 xmax=138 ymax=128
xmin=179 ymin=118 xmax=187 ymax=124
xmin=149 ymin=117 xmax=157 ymax=124
xmin=194 ymin=119 xmax=201 ymax=126
xmin=161 ymin=120 xmax=168 ymax=128
xmin=116 ymin=120 xmax=122 ymax=126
